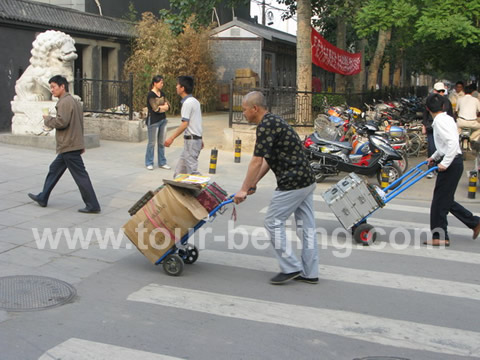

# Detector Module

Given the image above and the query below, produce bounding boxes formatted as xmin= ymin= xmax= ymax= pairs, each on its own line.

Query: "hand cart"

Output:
xmin=324 ymin=161 xmax=437 ymax=245
xmin=153 ymin=195 xmax=234 ymax=276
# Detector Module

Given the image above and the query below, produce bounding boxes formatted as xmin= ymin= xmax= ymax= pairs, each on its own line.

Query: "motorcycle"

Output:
xmin=304 ymin=123 xmax=403 ymax=189
xmin=358 ymin=124 xmax=409 ymax=173
xmin=459 ymin=127 xmax=471 ymax=160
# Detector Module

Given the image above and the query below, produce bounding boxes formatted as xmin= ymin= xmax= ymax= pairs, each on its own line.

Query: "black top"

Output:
xmin=254 ymin=113 xmax=315 ymax=191
xmin=146 ymin=90 xmax=167 ymax=125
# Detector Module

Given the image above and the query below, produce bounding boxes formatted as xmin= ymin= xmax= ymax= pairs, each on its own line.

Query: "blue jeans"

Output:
xmin=145 ymin=119 xmax=167 ymax=167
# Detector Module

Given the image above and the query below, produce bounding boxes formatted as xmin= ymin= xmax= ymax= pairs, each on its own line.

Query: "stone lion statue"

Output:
xmin=14 ymin=30 xmax=78 ymax=101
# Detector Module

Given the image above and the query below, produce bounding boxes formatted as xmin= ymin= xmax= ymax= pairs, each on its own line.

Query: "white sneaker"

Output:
xmin=146 ymin=165 xmax=154 ymax=170
xmin=159 ymin=164 xmax=171 ymax=170
xmin=426 ymin=172 xmax=434 ymax=179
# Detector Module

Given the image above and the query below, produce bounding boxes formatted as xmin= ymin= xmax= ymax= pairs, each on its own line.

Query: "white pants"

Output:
xmin=457 ymin=117 xmax=480 ymax=142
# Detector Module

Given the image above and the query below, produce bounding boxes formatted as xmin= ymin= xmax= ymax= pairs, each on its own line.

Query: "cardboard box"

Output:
xmin=235 ymin=68 xmax=256 ymax=78
xmin=234 ymin=76 xmax=258 ymax=89
xmin=123 ymin=185 xmax=208 ymax=264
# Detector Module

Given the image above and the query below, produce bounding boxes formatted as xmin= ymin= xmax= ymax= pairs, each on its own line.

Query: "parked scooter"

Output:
xmin=304 ymin=123 xmax=404 ymax=189
xmin=460 ymin=127 xmax=471 ymax=160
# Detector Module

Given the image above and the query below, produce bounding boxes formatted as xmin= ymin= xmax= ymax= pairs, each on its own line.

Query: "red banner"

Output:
xmin=311 ymin=28 xmax=361 ymax=76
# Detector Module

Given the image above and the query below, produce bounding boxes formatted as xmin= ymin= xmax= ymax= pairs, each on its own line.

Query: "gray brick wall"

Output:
xmin=210 ymin=39 xmax=262 ymax=82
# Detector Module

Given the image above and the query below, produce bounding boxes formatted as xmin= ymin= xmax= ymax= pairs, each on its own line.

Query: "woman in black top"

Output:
xmin=145 ymin=75 xmax=170 ymax=170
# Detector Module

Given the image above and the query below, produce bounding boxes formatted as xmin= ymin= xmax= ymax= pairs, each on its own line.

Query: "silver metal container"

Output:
xmin=322 ymin=173 xmax=380 ymax=229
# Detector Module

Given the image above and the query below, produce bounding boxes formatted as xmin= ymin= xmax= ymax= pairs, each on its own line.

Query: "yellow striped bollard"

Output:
xmin=234 ymin=138 xmax=242 ymax=163
xmin=468 ymin=171 xmax=477 ymax=199
xmin=209 ymin=148 xmax=218 ymax=174
xmin=380 ymin=169 xmax=390 ymax=189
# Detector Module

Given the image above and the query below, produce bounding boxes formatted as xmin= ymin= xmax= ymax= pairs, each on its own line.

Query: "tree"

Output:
xmin=412 ymin=0 xmax=480 ymax=79
xmin=354 ymin=0 xmax=418 ymax=90
xmin=123 ymin=13 xmax=218 ymax=113
xmin=296 ymin=0 xmax=313 ymax=124
xmin=159 ymin=0 xmax=249 ymax=35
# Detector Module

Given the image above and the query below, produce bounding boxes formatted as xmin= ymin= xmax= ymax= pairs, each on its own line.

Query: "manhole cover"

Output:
xmin=0 ymin=275 xmax=76 ymax=312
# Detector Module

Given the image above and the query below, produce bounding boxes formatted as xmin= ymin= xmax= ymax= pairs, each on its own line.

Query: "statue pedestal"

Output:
xmin=11 ymin=100 xmax=57 ymax=136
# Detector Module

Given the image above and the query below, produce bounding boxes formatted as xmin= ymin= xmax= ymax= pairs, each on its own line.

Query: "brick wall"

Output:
xmin=210 ymin=39 xmax=262 ymax=82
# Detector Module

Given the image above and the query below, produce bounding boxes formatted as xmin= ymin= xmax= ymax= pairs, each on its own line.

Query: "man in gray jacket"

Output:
xmin=28 ymin=75 xmax=101 ymax=213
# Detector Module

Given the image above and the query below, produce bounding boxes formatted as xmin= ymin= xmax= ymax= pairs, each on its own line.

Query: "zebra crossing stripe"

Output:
xmin=199 ymin=249 xmax=480 ymax=302
xmin=38 ymin=338 xmax=183 ymax=360
xmin=128 ymin=284 xmax=480 ymax=357
xmin=230 ymin=225 xmax=480 ymax=265
xmin=313 ymin=194 xmax=432 ymax=214
xmin=259 ymin=207 xmax=474 ymax=237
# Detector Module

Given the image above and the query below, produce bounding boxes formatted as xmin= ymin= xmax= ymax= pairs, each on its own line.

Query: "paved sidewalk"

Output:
xmin=0 ymin=138 xmax=267 ymax=285
xmin=1 ymin=122 xmax=479 ymax=285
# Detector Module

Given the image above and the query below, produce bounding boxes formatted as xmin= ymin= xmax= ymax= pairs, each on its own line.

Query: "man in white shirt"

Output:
xmin=165 ymin=76 xmax=203 ymax=177
xmin=449 ymin=80 xmax=465 ymax=114
xmin=426 ymin=94 xmax=480 ymax=247
xmin=456 ymin=84 xmax=480 ymax=141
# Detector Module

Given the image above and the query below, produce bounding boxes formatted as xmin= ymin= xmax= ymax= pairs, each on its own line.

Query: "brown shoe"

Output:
xmin=472 ymin=222 xmax=480 ymax=240
xmin=423 ymin=239 xmax=450 ymax=247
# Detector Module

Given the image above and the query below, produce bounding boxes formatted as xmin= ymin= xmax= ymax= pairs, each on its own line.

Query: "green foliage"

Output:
xmin=313 ymin=93 xmax=346 ymax=108
xmin=159 ymin=0 xmax=249 ymax=35
xmin=122 ymin=2 xmax=138 ymax=23
xmin=415 ymin=0 xmax=480 ymax=46
xmin=123 ymin=13 xmax=218 ymax=114
xmin=354 ymin=0 xmax=418 ymax=38
xmin=279 ymin=0 xmax=480 ymax=81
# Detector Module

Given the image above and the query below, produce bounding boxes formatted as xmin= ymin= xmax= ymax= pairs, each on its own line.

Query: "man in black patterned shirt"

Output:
xmin=234 ymin=91 xmax=318 ymax=285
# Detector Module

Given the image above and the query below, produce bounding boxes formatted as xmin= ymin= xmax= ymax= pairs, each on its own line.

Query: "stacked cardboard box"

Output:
xmin=123 ymin=184 xmax=208 ymax=264
xmin=234 ymin=68 xmax=259 ymax=90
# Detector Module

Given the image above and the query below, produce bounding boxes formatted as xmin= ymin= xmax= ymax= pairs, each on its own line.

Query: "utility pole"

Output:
xmin=261 ymin=0 xmax=266 ymax=25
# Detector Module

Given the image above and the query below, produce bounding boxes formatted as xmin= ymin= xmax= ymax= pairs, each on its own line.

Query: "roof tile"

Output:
xmin=0 ymin=0 xmax=135 ymax=39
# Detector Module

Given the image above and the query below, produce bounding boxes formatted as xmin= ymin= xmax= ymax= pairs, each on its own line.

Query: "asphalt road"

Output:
xmin=1 ymin=139 xmax=480 ymax=360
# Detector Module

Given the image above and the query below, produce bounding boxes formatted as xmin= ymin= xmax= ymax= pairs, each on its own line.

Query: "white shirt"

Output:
xmin=449 ymin=90 xmax=465 ymax=109
xmin=180 ymin=95 xmax=203 ymax=137
xmin=431 ymin=112 xmax=462 ymax=168
xmin=456 ymin=94 xmax=480 ymax=120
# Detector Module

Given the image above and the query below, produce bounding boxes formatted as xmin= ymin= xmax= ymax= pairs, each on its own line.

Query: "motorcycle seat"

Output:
xmin=312 ymin=134 xmax=353 ymax=151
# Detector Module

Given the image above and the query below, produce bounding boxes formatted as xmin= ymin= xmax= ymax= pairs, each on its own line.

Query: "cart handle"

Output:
xmin=208 ymin=194 xmax=235 ymax=217
xmin=384 ymin=161 xmax=438 ymax=203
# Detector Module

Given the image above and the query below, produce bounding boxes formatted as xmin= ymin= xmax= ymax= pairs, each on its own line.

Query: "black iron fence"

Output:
xmin=74 ymin=71 xmax=134 ymax=120
xmin=228 ymin=82 xmax=429 ymax=127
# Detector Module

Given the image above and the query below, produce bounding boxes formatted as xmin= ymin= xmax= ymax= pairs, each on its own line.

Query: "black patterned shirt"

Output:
xmin=254 ymin=113 xmax=315 ymax=191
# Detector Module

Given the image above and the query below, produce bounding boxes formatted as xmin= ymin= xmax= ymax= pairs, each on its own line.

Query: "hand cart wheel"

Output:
xmin=162 ymin=254 xmax=184 ymax=276
xmin=353 ymin=223 xmax=377 ymax=246
xmin=178 ymin=244 xmax=199 ymax=264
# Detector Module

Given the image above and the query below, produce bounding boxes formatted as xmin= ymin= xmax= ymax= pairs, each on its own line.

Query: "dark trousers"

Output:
xmin=431 ymin=156 xmax=479 ymax=240
xmin=37 ymin=150 xmax=100 ymax=210
xmin=427 ymin=132 xmax=436 ymax=158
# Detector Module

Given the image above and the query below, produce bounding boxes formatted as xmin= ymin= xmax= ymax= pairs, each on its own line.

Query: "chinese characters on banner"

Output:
xmin=311 ymin=28 xmax=362 ymax=76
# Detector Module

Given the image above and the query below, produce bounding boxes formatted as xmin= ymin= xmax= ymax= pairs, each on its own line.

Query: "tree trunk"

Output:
xmin=367 ymin=28 xmax=391 ymax=91
xmin=382 ymin=62 xmax=390 ymax=87
xmin=335 ymin=17 xmax=347 ymax=93
xmin=353 ymin=38 xmax=367 ymax=93
xmin=296 ymin=0 xmax=312 ymax=125
xmin=393 ymin=51 xmax=403 ymax=87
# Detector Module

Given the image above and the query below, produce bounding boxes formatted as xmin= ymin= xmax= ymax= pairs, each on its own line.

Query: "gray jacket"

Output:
xmin=45 ymin=93 xmax=84 ymax=154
